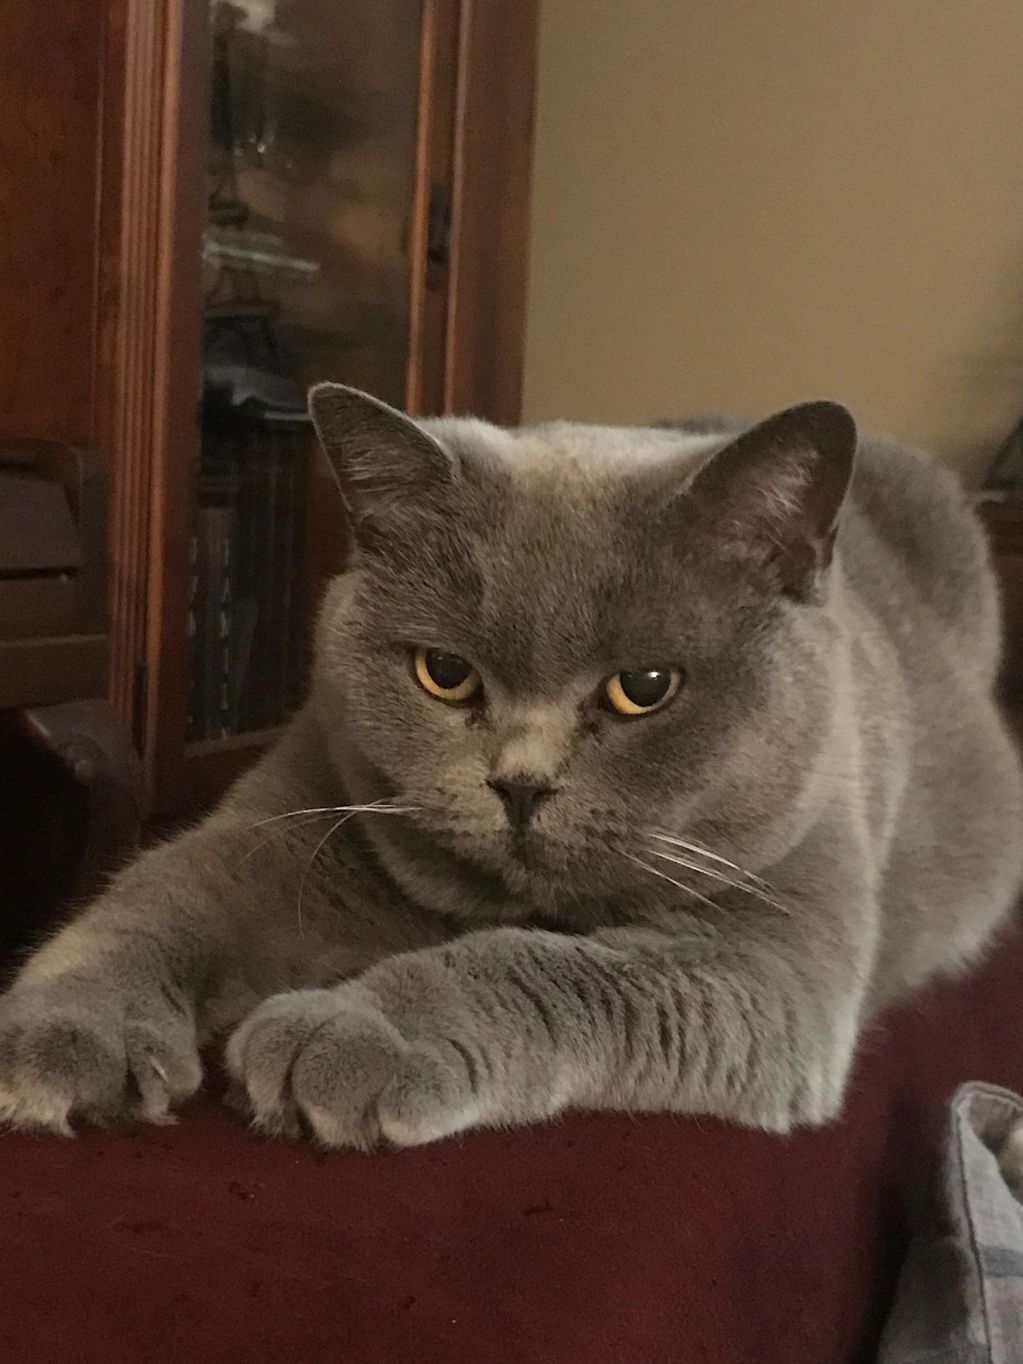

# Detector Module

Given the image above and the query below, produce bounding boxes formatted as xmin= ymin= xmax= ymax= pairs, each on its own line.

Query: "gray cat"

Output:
xmin=1 ymin=387 xmax=1019 ymax=1148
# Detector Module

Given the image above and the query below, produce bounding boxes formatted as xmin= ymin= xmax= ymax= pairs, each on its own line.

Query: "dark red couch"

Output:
xmin=1 ymin=921 xmax=1021 ymax=1364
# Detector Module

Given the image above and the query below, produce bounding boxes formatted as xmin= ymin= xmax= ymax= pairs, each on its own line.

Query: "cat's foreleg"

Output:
xmin=0 ymin=744 xmax=334 ymax=1133
xmin=226 ymin=910 xmax=873 ymax=1148
xmin=0 ymin=827 xmax=239 ymax=1133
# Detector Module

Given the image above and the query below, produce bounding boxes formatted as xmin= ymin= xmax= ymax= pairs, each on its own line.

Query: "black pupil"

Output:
xmin=619 ymin=669 xmax=670 ymax=708
xmin=425 ymin=649 xmax=472 ymax=690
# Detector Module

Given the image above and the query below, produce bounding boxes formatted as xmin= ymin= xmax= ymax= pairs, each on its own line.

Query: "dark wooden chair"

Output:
xmin=0 ymin=441 xmax=139 ymax=969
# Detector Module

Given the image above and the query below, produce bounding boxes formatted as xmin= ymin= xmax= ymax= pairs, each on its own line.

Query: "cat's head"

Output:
xmin=308 ymin=385 xmax=856 ymax=925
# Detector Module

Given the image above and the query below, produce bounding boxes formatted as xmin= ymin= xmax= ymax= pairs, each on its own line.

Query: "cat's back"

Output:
xmin=840 ymin=433 xmax=1000 ymax=680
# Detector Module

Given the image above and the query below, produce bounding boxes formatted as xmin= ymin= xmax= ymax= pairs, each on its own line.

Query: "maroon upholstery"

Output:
xmin=1 ymin=922 xmax=1021 ymax=1364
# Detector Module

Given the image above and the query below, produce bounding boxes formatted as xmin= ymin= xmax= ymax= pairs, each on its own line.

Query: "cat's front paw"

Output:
xmin=0 ymin=984 xmax=202 ymax=1134
xmin=224 ymin=988 xmax=479 ymax=1150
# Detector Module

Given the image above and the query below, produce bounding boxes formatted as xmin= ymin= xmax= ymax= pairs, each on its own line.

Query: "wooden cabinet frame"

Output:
xmin=102 ymin=0 xmax=538 ymax=816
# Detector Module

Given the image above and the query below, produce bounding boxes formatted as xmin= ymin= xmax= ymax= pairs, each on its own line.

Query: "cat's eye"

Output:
xmin=604 ymin=668 xmax=681 ymax=716
xmin=413 ymin=647 xmax=482 ymax=705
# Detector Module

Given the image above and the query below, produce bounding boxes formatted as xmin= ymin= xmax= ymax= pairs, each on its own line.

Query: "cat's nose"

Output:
xmin=487 ymin=777 xmax=557 ymax=830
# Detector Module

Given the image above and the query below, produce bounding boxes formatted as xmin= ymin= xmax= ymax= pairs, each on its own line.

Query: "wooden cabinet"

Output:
xmin=0 ymin=3 xmax=114 ymax=449
xmin=1 ymin=0 xmax=537 ymax=818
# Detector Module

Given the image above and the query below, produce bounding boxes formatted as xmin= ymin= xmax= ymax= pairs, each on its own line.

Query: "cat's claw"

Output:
xmin=0 ymin=987 xmax=202 ymax=1134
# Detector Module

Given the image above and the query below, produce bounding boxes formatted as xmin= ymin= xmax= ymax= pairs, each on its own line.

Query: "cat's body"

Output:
xmin=0 ymin=392 xmax=1019 ymax=1146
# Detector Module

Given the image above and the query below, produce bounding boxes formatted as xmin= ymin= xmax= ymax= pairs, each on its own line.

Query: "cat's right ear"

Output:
xmin=308 ymin=383 xmax=459 ymax=540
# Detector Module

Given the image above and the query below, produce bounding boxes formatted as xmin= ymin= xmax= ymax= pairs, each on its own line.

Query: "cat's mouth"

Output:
xmin=402 ymin=794 xmax=621 ymax=892
xmin=504 ymin=828 xmax=545 ymax=868
xmin=437 ymin=819 xmax=569 ymax=882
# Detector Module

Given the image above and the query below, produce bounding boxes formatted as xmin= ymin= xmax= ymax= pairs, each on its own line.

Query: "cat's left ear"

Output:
xmin=308 ymin=383 xmax=459 ymax=540
xmin=686 ymin=400 xmax=857 ymax=600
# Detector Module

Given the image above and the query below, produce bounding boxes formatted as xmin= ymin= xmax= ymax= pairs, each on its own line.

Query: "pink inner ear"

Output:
xmin=750 ymin=453 xmax=815 ymax=527
xmin=717 ymin=443 xmax=820 ymax=536
xmin=687 ymin=402 xmax=856 ymax=565
xmin=699 ymin=439 xmax=848 ymax=598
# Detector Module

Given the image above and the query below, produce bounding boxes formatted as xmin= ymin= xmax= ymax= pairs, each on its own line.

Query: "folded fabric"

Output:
xmin=879 ymin=1083 xmax=1023 ymax=1363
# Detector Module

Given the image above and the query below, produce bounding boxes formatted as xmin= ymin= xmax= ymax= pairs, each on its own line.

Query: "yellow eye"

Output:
xmin=604 ymin=668 xmax=681 ymax=716
xmin=413 ymin=647 xmax=482 ymax=704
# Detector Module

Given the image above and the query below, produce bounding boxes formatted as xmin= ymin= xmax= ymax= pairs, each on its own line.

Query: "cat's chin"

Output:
xmin=484 ymin=832 xmax=618 ymax=905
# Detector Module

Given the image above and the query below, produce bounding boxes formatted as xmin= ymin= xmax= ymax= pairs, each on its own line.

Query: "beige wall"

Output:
xmin=523 ymin=1 xmax=1023 ymax=481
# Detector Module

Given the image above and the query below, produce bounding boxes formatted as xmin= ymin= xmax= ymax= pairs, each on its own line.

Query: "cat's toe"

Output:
xmin=0 ymin=1004 xmax=125 ymax=1132
xmin=0 ymin=989 xmax=202 ymax=1133
xmin=225 ymin=990 xmax=339 ymax=1133
xmin=124 ymin=1023 xmax=202 ymax=1123
xmin=227 ymin=990 xmax=479 ymax=1150
xmin=0 ymin=1076 xmax=77 ymax=1136
xmin=226 ymin=988 xmax=401 ymax=1147
xmin=376 ymin=1042 xmax=479 ymax=1147
xmin=288 ymin=1006 xmax=409 ymax=1151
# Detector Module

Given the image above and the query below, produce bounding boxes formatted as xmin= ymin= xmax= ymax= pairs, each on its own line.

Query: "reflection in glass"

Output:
xmin=188 ymin=0 xmax=422 ymax=740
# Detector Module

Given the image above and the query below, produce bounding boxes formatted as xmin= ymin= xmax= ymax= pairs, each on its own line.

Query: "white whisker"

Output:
xmin=621 ymin=852 xmax=720 ymax=912
xmin=650 ymin=832 xmax=776 ymax=893
xmin=249 ymin=801 xmax=419 ymax=831
xmin=647 ymin=846 xmax=757 ymax=894
xmin=237 ymin=812 xmax=340 ymax=868
xmin=237 ymin=800 xmax=418 ymax=869
xmin=296 ymin=809 xmax=366 ymax=934
xmin=645 ymin=847 xmax=791 ymax=915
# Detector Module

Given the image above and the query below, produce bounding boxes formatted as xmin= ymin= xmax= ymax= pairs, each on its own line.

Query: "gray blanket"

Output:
xmin=880 ymin=1084 xmax=1023 ymax=1363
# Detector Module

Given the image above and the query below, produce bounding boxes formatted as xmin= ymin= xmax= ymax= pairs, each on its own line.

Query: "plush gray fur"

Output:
xmin=0 ymin=387 xmax=1019 ymax=1147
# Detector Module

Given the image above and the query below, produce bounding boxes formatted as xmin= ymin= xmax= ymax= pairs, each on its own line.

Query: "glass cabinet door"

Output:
xmin=136 ymin=0 xmax=535 ymax=815
xmin=189 ymin=0 xmax=423 ymax=743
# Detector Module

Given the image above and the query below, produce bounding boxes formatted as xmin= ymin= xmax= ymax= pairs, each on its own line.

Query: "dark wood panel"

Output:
xmin=0 ymin=712 xmax=89 ymax=967
xmin=0 ymin=1 xmax=105 ymax=444
xmin=98 ymin=0 xmax=163 ymax=738
xmin=0 ymin=703 xmax=139 ymax=965
xmin=0 ymin=579 xmax=78 ymax=642
xmin=406 ymin=0 xmax=460 ymax=417
xmin=177 ymin=729 xmax=280 ymax=818
xmin=0 ymin=637 xmax=108 ymax=711
xmin=444 ymin=0 xmax=539 ymax=424
xmin=143 ymin=0 xmax=208 ymax=815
